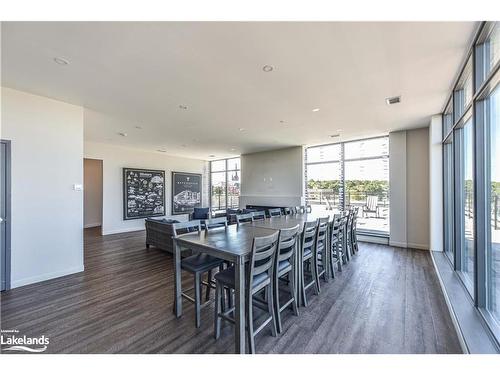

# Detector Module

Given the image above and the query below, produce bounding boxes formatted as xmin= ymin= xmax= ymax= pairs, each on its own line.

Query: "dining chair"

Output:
xmin=329 ymin=214 xmax=344 ymax=276
xmin=295 ymin=206 xmax=303 ymax=214
xmin=273 ymin=224 xmax=300 ymax=334
xmin=173 ymin=220 xmax=225 ymax=328
xmin=251 ymin=210 xmax=266 ymax=221
xmin=268 ymin=208 xmax=282 ymax=217
xmin=284 ymin=207 xmax=293 ymax=216
xmin=214 ymin=231 xmax=280 ymax=354
xmin=236 ymin=213 xmax=254 ymax=226
xmin=204 ymin=216 xmax=228 ymax=230
xmin=338 ymin=212 xmax=350 ymax=263
xmin=313 ymin=217 xmax=330 ymax=293
xmin=351 ymin=207 xmax=359 ymax=254
xmin=306 ymin=204 xmax=312 ymax=213
xmin=299 ymin=220 xmax=319 ymax=307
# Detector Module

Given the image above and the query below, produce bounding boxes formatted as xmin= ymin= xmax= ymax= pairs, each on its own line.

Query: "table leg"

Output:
xmin=174 ymin=239 xmax=182 ymax=318
xmin=234 ymin=256 xmax=246 ymax=354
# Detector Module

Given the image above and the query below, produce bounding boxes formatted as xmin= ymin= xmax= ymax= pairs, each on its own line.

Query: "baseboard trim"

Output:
xmin=102 ymin=227 xmax=145 ymax=236
xmin=389 ymin=240 xmax=407 ymax=248
xmin=11 ymin=265 xmax=84 ymax=289
xmin=84 ymin=223 xmax=101 ymax=229
xmin=407 ymin=242 xmax=430 ymax=250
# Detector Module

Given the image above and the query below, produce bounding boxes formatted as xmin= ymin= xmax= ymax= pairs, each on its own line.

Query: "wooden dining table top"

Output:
xmin=174 ymin=223 xmax=277 ymax=260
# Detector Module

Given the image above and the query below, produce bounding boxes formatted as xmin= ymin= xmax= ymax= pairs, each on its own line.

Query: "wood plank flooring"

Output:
xmin=0 ymin=227 xmax=462 ymax=354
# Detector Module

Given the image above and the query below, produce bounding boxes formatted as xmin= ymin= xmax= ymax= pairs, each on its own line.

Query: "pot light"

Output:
xmin=209 ymin=154 xmax=216 ymax=158
xmin=312 ymin=108 xmax=320 ymax=112
xmin=118 ymin=132 xmax=128 ymax=137
xmin=239 ymin=128 xmax=245 ymax=132
xmin=54 ymin=57 xmax=70 ymax=65
xmin=230 ymin=148 xmax=236 ymax=151
xmin=280 ymin=120 xmax=285 ymax=124
xmin=179 ymin=105 xmax=188 ymax=110
xmin=181 ymin=144 xmax=187 ymax=148
xmin=262 ymin=65 xmax=274 ymax=72
xmin=157 ymin=149 xmax=167 ymax=153
xmin=135 ymin=126 xmax=142 ymax=129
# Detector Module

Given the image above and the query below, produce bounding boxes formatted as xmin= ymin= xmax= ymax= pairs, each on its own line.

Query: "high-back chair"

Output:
xmin=306 ymin=204 xmax=312 ymax=213
xmin=351 ymin=207 xmax=359 ymax=254
xmin=251 ymin=210 xmax=266 ymax=221
xmin=273 ymin=224 xmax=300 ymax=333
xmin=173 ymin=220 xmax=225 ymax=328
xmin=205 ymin=216 xmax=228 ymax=230
xmin=295 ymin=206 xmax=304 ymax=214
xmin=299 ymin=220 xmax=319 ymax=307
xmin=268 ymin=208 xmax=282 ymax=217
xmin=236 ymin=213 xmax=254 ymax=226
xmin=329 ymin=214 xmax=343 ymax=276
xmin=284 ymin=207 xmax=293 ymax=216
xmin=313 ymin=217 xmax=330 ymax=293
xmin=214 ymin=231 xmax=280 ymax=354
xmin=338 ymin=212 xmax=350 ymax=263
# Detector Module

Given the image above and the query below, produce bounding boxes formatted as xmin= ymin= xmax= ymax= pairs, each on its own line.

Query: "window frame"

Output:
xmin=209 ymin=157 xmax=241 ymax=212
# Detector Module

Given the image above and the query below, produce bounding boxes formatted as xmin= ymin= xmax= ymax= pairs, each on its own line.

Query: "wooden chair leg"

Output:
xmin=273 ymin=271 xmax=282 ymax=334
xmin=300 ymin=259 xmax=308 ymax=307
xmin=289 ymin=267 xmax=298 ymax=316
xmin=267 ymin=284 xmax=277 ymax=337
xmin=214 ymin=282 xmax=221 ymax=339
xmin=247 ymin=293 xmax=255 ymax=354
xmin=205 ymin=270 xmax=212 ymax=302
xmin=194 ymin=273 xmax=201 ymax=328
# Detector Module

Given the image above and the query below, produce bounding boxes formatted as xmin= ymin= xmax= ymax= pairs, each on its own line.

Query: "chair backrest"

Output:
xmin=301 ymin=219 xmax=319 ymax=254
xmin=306 ymin=204 xmax=312 ymax=213
xmin=268 ymin=208 xmax=282 ymax=217
xmin=366 ymin=195 xmax=379 ymax=211
xmin=315 ymin=217 xmax=329 ymax=250
xmin=249 ymin=231 xmax=280 ymax=287
xmin=236 ymin=213 xmax=254 ymax=226
xmin=205 ymin=216 xmax=228 ymax=230
xmin=276 ymin=224 xmax=301 ymax=265
xmin=172 ymin=220 xmax=201 ymax=236
xmin=295 ymin=206 xmax=304 ymax=214
xmin=330 ymin=214 xmax=342 ymax=244
xmin=284 ymin=207 xmax=292 ymax=215
xmin=251 ymin=210 xmax=266 ymax=221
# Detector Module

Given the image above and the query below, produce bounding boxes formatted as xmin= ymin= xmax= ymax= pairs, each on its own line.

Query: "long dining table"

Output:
xmin=172 ymin=212 xmax=334 ymax=354
xmin=172 ymin=224 xmax=277 ymax=354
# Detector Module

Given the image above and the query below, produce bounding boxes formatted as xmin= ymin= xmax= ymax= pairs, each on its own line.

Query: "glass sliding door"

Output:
xmin=209 ymin=157 xmax=240 ymax=213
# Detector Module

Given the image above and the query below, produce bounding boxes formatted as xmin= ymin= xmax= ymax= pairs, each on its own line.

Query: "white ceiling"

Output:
xmin=1 ymin=22 xmax=477 ymax=160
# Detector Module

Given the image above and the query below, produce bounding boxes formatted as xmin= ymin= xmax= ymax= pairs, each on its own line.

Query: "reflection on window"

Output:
xmin=210 ymin=158 xmax=240 ymax=212
xmin=487 ymin=85 xmax=500 ymax=326
xmin=306 ymin=144 xmax=341 ymax=163
xmin=344 ymin=137 xmax=388 ymax=159
xmin=306 ymin=162 xmax=342 ymax=211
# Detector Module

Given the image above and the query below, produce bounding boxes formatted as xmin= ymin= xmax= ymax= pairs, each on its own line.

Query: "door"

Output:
xmin=1 ymin=140 xmax=11 ymax=291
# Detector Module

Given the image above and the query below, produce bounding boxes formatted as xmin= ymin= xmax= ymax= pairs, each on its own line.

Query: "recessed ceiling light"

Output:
xmin=179 ymin=105 xmax=188 ymax=110
xmin=118 ymin=132 xmax=128 ymax=137
xmin=280 ymin=120 xmax=285 ymax=124
xmin=135 ymin=126 xmax=142 ymax=129
xmin=262 ymin=65 xmax=274 ymax=72
xmin=181 ymin=144 xmax=187 ymax=148
xmin=385 ymin=96 xmax=401 ymax=105
xmin=157 ymin=149 xmax=167 ymax=153
xmin=337 ymin=129 xmax=343 ymax=132
xmin=312 ymin=108 xmax=320 ymax=112
xmin=330 ymin=134 xmax=340 ymax=138
xmin=54 ymin=57 xmax=70 ymax=65
xmin=239 ymin=128 xmax=245 ymax=132
xmin=230 ymin=148 xmax=236 ymax=151
xmin=209 ymin=154 xmax=216 ymax=158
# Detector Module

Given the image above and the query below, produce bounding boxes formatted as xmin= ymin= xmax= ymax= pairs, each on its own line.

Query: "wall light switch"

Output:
xmin=73 ymin=184 xmax=83 ymax=191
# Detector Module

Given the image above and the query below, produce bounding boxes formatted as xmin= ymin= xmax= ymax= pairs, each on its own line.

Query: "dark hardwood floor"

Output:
xmin=0 ymin=227 xmax=462 ymax=354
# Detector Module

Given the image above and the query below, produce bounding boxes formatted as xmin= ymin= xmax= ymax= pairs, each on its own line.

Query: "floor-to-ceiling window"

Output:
xmin=305 ymin=136 xmax=389 ymax=235
xmin=442 ymin=21 xmax=500 ymax=341
xmin=210 ymin=157 xmax=240 ymax=214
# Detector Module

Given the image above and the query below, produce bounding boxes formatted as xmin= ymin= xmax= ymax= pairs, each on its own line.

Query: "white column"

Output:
xmin=429 ymin=115 xmax=443 ymax=251
xmin=389 ymin=131 xmax=407 ymax=248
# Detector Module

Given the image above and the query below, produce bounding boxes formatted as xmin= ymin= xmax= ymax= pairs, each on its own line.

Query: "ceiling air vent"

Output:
xmin=386 ymin=96 xmax=401 ymax=105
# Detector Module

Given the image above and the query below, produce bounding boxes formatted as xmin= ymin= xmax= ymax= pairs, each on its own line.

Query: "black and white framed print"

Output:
xmin=123 ymin=168 xmax=165 ymax=220
xmin=171 ymin=172 xmax=202 ymax=215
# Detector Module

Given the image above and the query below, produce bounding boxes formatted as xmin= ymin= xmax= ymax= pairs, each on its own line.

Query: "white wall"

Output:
xmin=84 ymin=158 xmax=103 ymax=228
xmin=1 ymin=87 xmax=84 ymax=288
xmin=407 ymin=127 xmax=430 ymax=249
xmin=389 ymin=131 xmax=407 ymax=248
xmin=84 ymin=141 xmax=208 ymax=235
xmin=389 ymin=127 xmax=430 ymax=250
xmin=429 ymin=115 xmax=443 ymax=252
xmin=240 ymin=146 xmax=305 ymax=208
